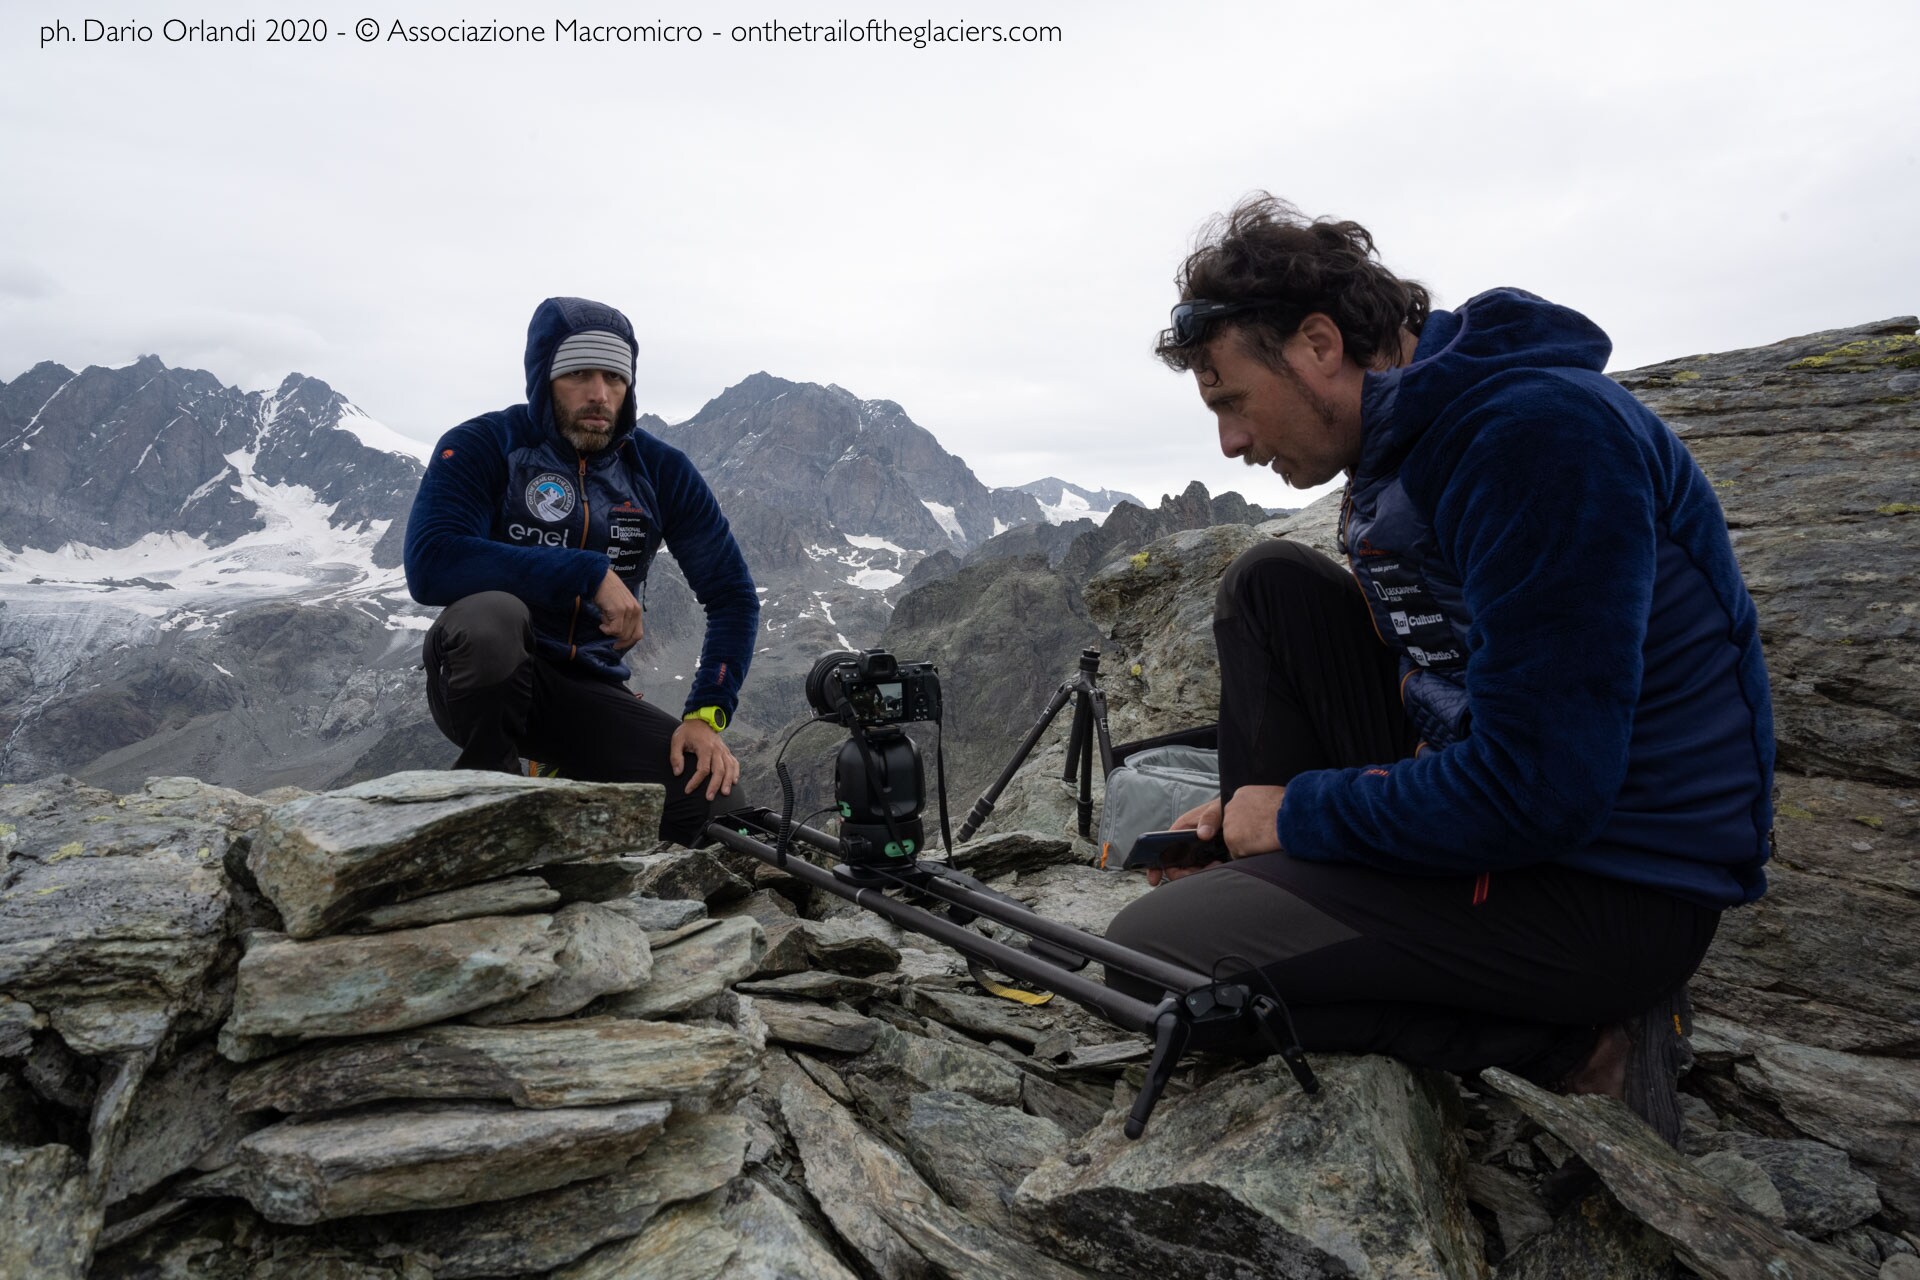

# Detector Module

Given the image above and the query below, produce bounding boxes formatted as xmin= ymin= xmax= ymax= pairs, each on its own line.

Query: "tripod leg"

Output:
xmin=959 ymin=681 xmax=1074 ymax=841
xmin=1063 ymin=686 xmax=1090 ymax=783
xmin=1076 ymin=691 xmax=1095 ymax=838
xmin=1125 ymin=1002 xmax=1192 ymax=1139
xmin=1089 ymin=686 xmax=1117 ymax=778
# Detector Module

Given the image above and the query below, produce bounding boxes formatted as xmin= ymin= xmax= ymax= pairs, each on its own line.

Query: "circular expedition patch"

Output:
xmin=525 ymin=472 xmax=577 ymax=522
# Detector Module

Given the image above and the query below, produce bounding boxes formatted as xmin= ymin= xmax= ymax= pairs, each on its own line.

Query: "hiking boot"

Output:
xmin=1622 ymin=984 xmax=1692 ymax=1148
xmin=1560 ymin=985 xmax=1693 ymax=1148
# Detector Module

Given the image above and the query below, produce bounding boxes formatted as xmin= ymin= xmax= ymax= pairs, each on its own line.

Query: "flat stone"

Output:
xmin=629 ymin=848 xmax=752 ymax=905
xmin=1017 ymin=1055 xmax=1486 ymax=1279
xmin=0 ymin=1144 xmax=95 ymax=1280
xmin=339 ymin=875 xmax=559 ymax=933
xmin=228 ymin=1017 xmax=759 ymax=1112
xmin=604 ymin=895 xmax=707 ymax=931
xmin=771 ymin=1055 xmax=1088 ymax=1280
xmin=246 ymin=771 xmax=664 ymax=938
xmin=754 ymin=1001 xmax=879 ymax=1054
xmin=598 ymin=916 xmax=765 ymax=1020
xmin=358 ymin=1112 xmax=749 ymax=1278
xmin=552 ymin=1176 xmax=859 ymax=1280
xmin=802 ymin=915 xmax=901 ymax=976
xmin=738 ymin=971 xmax=885 ymax=1002
xmin=1694 ymin=1132 xmax=1886 ymax=1234
xmin=226 ymin=915 xmax=563 ymax=1040
xmin=184 ymin=1099 xmax=673 ymax=1225
xmin=466 ymin=902 xmax=652 ymax=1025
xmin=949 ymin=829 xmax=1080 ymax=879
xmin=898 ymin=1090 xmax=1067 ymax=1229
xmin=1482 ymin=1067 xmax=1873 ymax=1280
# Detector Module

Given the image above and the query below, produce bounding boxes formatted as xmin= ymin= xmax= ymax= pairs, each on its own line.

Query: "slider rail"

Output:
xmin=704 ymin=817 xmax=1172 ymax=1031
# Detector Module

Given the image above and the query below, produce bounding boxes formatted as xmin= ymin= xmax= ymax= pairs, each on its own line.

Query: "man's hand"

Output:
xmin=593 ymin=568 xmax=644 ymax=650
xmin=1222 ymin=785 xmax=1286 ymax=858
xmin=1147 ymin=795 xmax=1226 ymax=887
xmin=670 ymin=717 xmax=738 ymax=801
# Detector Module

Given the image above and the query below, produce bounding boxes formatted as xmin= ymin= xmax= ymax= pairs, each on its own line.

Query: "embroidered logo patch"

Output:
xmin=525 ymin=472 xmax=577 ymax=522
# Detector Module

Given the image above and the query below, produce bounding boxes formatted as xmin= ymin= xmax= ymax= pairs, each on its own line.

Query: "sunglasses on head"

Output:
xmin=1166 ymin=298 xmax=1302 ymax=347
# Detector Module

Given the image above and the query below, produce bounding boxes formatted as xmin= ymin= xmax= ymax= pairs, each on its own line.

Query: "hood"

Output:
xmin=1355 ymin=288 xmax=1613 ymax=480
xmin=523 ymin=296 xmax=642 ymax=452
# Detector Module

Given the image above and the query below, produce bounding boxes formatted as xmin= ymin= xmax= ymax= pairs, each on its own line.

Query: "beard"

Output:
xmin=557 ymin=404 xmax=616 ymax=453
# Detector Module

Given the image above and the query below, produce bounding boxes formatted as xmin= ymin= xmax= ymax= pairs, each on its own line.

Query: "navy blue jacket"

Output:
xmin=404 ymin=298 xmax=759 ymax=718
xmin=1279 ymin=289 xmax=1774 ymax=908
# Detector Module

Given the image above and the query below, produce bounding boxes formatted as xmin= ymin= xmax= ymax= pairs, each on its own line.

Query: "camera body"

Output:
xmin=806 ymin=648 xmax=941 ymax=728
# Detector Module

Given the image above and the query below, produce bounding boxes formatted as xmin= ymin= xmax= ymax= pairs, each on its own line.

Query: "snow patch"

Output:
xmin=922 ymin=501 xmax=964 ymax=543
xmin=334 ymin=402 xmax=433 ymax=462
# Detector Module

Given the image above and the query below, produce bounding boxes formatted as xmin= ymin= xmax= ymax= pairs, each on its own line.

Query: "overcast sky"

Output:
xmin=4 ymin=0 xmax=1916 ymax=512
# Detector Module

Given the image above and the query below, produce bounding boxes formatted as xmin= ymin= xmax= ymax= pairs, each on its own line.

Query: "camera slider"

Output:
xmin=707 ymin=808 xmax=1317 ymax=1138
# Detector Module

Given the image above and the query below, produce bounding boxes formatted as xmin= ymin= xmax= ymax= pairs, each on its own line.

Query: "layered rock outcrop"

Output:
xmin=3 ymin=319 xmax=1917 ymax=1277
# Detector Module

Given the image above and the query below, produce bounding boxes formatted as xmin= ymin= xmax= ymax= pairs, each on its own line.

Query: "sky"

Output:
xmin=3 ymin=0 xmax=1917 ymax=514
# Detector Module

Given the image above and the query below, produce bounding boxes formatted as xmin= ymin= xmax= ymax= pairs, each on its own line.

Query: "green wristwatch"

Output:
xmin=683 ymin=706 xmax=728 ymax=733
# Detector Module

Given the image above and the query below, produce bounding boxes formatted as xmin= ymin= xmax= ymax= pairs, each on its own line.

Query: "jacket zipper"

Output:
xmin=565 ymin=455 xmax=591 ymax=659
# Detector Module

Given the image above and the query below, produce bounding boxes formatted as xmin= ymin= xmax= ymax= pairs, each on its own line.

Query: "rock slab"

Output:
xmin=247 ymin=771 xmax=664 ymax=937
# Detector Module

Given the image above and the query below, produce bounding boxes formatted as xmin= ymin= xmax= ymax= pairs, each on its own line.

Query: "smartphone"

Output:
xmin=1123 ymin=829 xmax=1228 ymax=872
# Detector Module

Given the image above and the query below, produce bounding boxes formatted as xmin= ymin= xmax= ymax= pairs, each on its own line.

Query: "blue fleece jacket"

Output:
xmin=1277 ymin=289 xmax=1774 ymax=908
xmin=403 ymin=297 xmax=759 ymax=719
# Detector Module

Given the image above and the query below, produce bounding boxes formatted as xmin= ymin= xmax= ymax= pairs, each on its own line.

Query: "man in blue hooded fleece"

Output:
xmin=404 ymin=297 xmax=760 ymax=845
xmin=1104 ymin=197 xmax=1773 ymax=1144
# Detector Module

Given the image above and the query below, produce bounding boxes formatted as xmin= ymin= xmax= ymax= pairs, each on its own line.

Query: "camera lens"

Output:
xmin=805 ymin=650 xmax=860 ymax=717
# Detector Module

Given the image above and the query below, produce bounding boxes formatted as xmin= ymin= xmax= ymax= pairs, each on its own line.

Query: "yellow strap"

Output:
xmin=968 ymin=959 xmax=1054 ymax=1006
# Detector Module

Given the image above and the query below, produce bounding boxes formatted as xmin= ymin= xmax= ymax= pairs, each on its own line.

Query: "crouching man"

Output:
xmin=404 ymin=296 xmax=760 ymax=844
xmin=1105 ymin=197 xmax=1773 ymax=1143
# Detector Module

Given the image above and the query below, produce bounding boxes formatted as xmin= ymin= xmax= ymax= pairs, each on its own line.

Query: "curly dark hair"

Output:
xmin=1155 ymin=194 xmax=1430 ymax=377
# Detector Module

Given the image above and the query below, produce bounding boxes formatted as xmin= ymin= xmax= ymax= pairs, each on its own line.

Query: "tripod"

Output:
xmin=958 ymin=647 xmax=1115 ymax=842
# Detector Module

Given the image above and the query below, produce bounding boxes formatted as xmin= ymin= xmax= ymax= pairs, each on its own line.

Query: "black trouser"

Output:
xmin=1104 ymin=541 xmax=1720 ymax=1083
xmin=423 ymin=591 xmax=712 ymax=845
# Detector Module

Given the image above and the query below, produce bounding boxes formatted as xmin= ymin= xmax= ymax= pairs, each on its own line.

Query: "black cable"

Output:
xmin=771 ymin=714 xmax=837 ymax=866
xmin=1212 ymin=951 xmax=1318 ymax=1095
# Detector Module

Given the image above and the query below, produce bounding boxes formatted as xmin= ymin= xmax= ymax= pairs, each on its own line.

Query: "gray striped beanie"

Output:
xmin=549 ymin=329 xmax=634 ymax=381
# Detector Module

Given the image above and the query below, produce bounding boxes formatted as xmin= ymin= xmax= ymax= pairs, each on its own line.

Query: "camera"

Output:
xmin=805 ymin=648 xmax=941 ymax=728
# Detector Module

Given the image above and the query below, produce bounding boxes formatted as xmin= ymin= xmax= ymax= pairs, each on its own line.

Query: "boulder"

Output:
xmin=1692 ymin=1132 xmax=1884 ymax=1235
xmin=1482 ymin=1068 xmax=1873 ymax=1280
xmin=949 ymin=829 xmax=1081 ymax=880
xmin=754 ymin=1000 xmax=880 ymax=1054
xmin=629 ymin=847 xmax=753 ymax=905
xmin=898 ymin=1089 xmax=1067 ymax=1230
xmin=104 ymin=1043 xmax=251 ymax=1205
xmin=1692 ymin=1016 xmax=1920 ymax=1227
xmin=802 ymin=914 xmax=902 ymax=976
xmin=246 ymin=772 xmax=664 ymax=937
xmin=1016 ymin=1055 xmax=1486 ymax=1279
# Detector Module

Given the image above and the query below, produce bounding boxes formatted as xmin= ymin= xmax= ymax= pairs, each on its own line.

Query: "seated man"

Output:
xmin=1104 ymin=197 xmax=1773 ymax=1143
xmin=404 ymin=296 xmax=760 ymax=844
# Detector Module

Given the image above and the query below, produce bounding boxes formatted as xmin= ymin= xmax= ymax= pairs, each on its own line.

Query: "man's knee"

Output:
xmin=428 ymin=592 xmax=534 ymax=689
xmin=1215 ymin=539 xmax=1344 ymax=623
